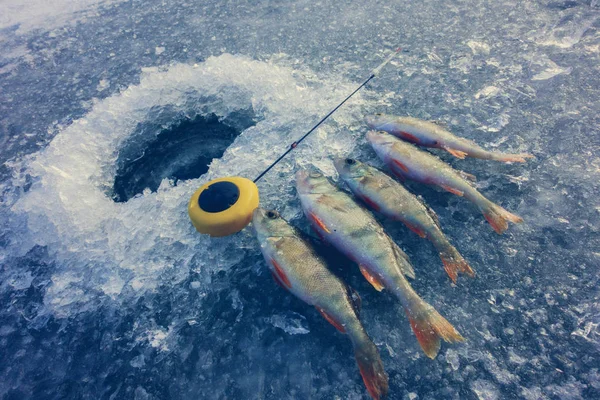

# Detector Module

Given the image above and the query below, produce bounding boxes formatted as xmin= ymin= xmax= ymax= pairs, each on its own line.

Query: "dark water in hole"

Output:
xmin=112 ymin=112 xmax=255 ymax=202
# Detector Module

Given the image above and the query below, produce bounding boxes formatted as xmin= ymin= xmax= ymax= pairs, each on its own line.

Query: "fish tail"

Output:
xmin=353 ymin=338 xmax=389 ymax=400
xmin=480 ymin=200 xmax=523 ymax=234
xmin=405 ymin=300 xmax=465 ymax=359
xmin=430 ymin=232 xmax=474 ymax=283
xmin=439 ymin=244 xmax=475 ymax=283
xmin=493 ymin=152 xmax=534 ymax=163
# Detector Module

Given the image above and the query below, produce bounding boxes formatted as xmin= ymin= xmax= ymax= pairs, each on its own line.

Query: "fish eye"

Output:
xmin=345 ymin=158 xmax=356 ymax=165
xmin=309 ymin=171 xmax=322 ymax=178
xmin=266 ymin=210 xmax=279 ymax=219
xmin=375 ymin=113 xmax=382 ymax=116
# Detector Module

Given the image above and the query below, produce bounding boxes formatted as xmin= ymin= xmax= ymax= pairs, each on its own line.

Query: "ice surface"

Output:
xmin=0 ymin=0 xmax=124 ymax=34
xmin=4 ymin=53 xmax=369 ymax=317
xmin=1 ymin=0 xmax=599 ymax=399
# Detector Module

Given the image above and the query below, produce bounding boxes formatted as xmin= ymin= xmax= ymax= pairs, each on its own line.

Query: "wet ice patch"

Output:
xmin=467 ymin=40 xmax=491 ymax=55
xmin=529 ymin=55 xmax=573 ymax=81
xmin=470 ymin=379 xmax=500 ymax=400
xmin=532 ymin=12 xmax=598 ymax=49
xmin=6 ymin=53 xmax=371 ymax=318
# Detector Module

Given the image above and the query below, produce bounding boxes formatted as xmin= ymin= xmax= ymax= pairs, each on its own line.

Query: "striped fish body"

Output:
xmin=253 ymin=208 xmax=388 ymax=399
xmin=367 ymin=130 xmax=524 ymax=234
xmin=365 ymin=114 xmax=533 ymax=162
xmin=334 ymin=158 xmax=474 ymax=283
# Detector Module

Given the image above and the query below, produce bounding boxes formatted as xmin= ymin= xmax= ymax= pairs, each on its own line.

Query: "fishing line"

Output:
xmin=253 ymin=48 xmax=403 ymax=183
xmin=189 ymin=48 xmax=403 ymax=237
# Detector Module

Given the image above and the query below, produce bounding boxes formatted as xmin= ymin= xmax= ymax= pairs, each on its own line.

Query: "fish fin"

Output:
xmin=443 ymin=146 xmax=468 ymax=159
xmin=270 ymin=258 xmax=292 ymax=289
xmin=441 ymin=184 xmax=464 ymax=197
xmin=430 ymin=120 xmax=449 ymax=129
xmin=354 ymin=340 xmax=389 ymax=400
xmin=390 ymin=168 xmax=406 ymax=181
xmin=347 ymin=286 xmax=362 ymax=316
xmin=390 ymin=240 xmax=416 ymax=279
xmin=439 ymin=246 xmax=475 ymax=283
xmin=399 ymin=131 xmax=421 ymax=144
xmin=271 ymin=271 xmax=286 ymax=289
xmin=310 ymin=226 xmax=330 ymax=245
xmin=457 ymin=170 xmax=477 ymax=182
xmin=405 ymin=222 xmax=427 ymax=238
xmin=359 ymin=265 xmax=385 ymax=292
xmin=481 ymin=202 xmax=523 ymax=234
xmin=309 ymin=212 xmax=331 ymax=234
xmin=405 ymin=302 xmax=465 ymax=359
xmin=392 ymin=159 xmax=410 ymax=173
xmin=358 ymin=194 xmax=381 ymax=212
xmin=419 ymin=197 xmax=442 ymax=228
xmin=495 ymin=153 xmax=535 ymax=163
xmin=316 ymin=307 xmax=346 ymax=333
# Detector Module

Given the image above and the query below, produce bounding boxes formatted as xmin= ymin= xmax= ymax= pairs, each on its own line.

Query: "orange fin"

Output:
xmin=439 ymin=247 xmax=475 ymax=283
xmin=355 ymin=343 xmax=389 ymax=400
xmin=316 ymin=307 xmax=346 ymax=333
xmin=443 ymin=146 xmax=468 ymax=159
xmin=359 ymin=265 xmax=385 ymax=292
xmin=406 ymin=222 xmax=427 ymax=238
xmin=390 ymin=240 xmax=416 ymax=279
xmin=482 ymin=203 xmax=523 ymax=234
xmin=406 ymin=305 xmax=465 ymax=359
xmin=399 ymin=131 xmax=420 ymax=144
xmin=271 ymin=271 xmax=286 ymax=289
xmin=309 ymin=212 xmax=331 ymax=233
xmin=441 ymin=184 xmax=464 ymax=196
xmin=311 ymin=225 xmax=329 ymax=244
xmin=359 ymin=194 xmax=380 ymax=211
xmin=271 ymin=258 xmax=291 ymax=289
xmin=392 ymin=159 xmax=410 ymax=173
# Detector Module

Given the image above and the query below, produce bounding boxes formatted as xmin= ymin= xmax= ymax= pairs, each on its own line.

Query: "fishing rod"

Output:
xmin=188 ymin=48 xmax=403 ymax=237
xmin=253 ymin=48 xmax=403 ymax=183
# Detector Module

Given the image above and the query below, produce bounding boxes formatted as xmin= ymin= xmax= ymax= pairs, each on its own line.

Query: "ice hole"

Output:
xmin=112 ymin=109 xmax=256 ymax=202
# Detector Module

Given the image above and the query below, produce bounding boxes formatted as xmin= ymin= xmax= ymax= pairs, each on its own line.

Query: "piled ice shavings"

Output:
xmin=6 ymin=53 xmax=374 ymax=317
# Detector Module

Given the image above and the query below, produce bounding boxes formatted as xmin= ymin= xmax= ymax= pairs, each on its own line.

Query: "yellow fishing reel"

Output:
xmin=188 ymin=176 xmax=259 ymax=237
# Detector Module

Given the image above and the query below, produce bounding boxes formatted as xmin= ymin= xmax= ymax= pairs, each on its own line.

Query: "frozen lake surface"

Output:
xmin=1 ymin=0 xmax=599 ymax=399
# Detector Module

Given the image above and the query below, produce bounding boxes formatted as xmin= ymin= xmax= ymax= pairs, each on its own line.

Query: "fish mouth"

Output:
xmin=365 ymin=114 xmax=389 ymax=130
xmin=364 ymin=115 xmax=377 ymax=128
xmin=295 ymin=168 xmax=313 ymax=194
xmin=251 ymin=207 xmax=267 ymax=234
xmin=333 ymin=156 xmax=365 ymax=179
xmin=332 ymin=157 xmax=347 ymax=174
xmin=366 ymin=130 xmax=389 ymax=145
xmin=252 ymin=207 xmax=266 ymax=221
xmin=295 ymin=168 xmax=309 ymax=185
xmin=367 ymin=130 xmax=396 ymax=146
